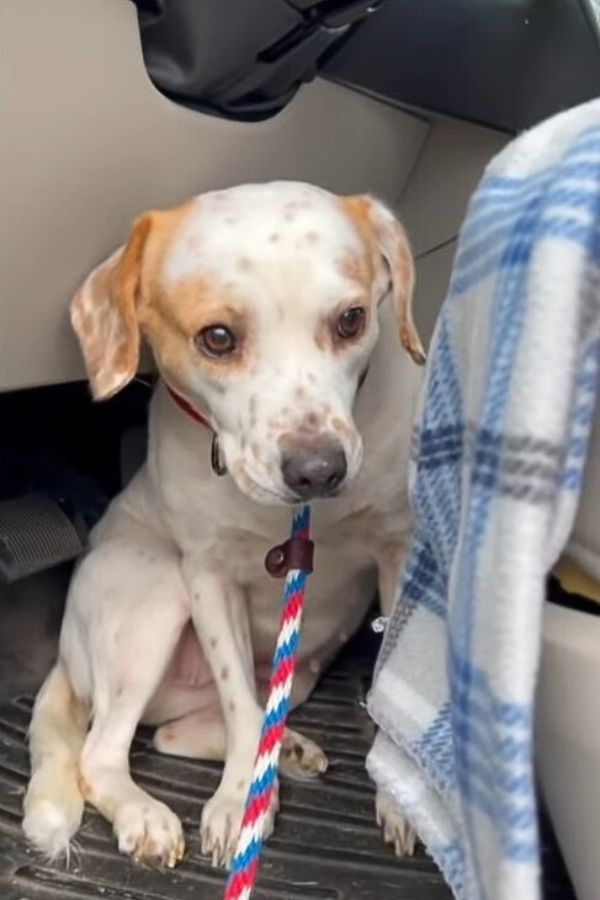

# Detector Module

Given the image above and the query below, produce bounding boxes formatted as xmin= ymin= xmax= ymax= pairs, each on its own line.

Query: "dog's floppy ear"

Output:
xmin=344 ymin=196 xmax=425 ymax=365
xmin=71 ymin=214 xmax=153 ymax=399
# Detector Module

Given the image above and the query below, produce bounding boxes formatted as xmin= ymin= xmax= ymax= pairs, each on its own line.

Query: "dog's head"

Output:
xmin=72 ymin=182 xmax=423 ymax=504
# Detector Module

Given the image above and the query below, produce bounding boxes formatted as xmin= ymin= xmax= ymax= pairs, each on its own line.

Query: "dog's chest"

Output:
xmin=204 ymin=508 xmax=386 ymax=664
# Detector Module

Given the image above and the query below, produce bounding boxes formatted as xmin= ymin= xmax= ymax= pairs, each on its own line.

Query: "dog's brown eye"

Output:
xmin=195 ymin=325 xmax=236 ymax=358
xmin=337 ymin=307 xmax=365 ymax=340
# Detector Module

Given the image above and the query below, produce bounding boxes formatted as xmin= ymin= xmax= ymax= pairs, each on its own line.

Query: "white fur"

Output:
xmin=24 ymin=181 xmax=420 ymax=868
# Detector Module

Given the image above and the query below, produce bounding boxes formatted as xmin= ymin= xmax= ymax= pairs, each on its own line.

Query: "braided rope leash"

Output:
xmin=223 ymin=505 xmax=313 ymax=900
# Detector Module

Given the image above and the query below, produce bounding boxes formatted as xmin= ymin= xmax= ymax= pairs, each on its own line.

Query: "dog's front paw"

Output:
xmin=200 ymin=784 xmax=278 ymax=869
xmin=114 ymin=797 xmax=185 ymax=868
xmin=376 ymin=788 xmax=418 ymax=857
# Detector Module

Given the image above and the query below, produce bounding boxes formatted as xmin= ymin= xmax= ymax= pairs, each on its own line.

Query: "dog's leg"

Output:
xmin=375 ymin=543 xmax=418 ymax=857
xmin=154 ymin=714 xmax=226 ymax=759
xmin=76 ymin=543 xmax=189 ymax=867
xmin=155 ymin=714 xmax=327 ymax=781
xmin=23 ymin=663 xmax=89 ymax=859
xmin=184 ymin=567 xmax=266 ymax=867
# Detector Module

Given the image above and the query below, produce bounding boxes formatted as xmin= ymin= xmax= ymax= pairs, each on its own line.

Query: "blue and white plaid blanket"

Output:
xmin=367 ymin=100 xmax=600 ymax=900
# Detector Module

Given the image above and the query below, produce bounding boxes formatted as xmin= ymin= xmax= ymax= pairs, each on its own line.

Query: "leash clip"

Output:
xmin=264 ymin=536 xmax=314 ymax=578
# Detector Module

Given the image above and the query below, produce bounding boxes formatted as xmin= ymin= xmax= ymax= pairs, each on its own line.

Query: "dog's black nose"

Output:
xmin=281 ymin=441 xmax=347 ymax=499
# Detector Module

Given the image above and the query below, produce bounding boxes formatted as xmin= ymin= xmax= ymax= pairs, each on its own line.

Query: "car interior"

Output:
xmin=2 ymin=1 xmax=600 ymax=898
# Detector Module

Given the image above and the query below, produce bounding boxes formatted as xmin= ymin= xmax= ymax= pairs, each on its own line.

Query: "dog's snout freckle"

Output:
xmin=305 ymin=231 xmax=320 ymax=243
xmin=220 ymin=666 xmax=229 ymax=681
xmin=269 ymin=232 xmax=280 ymax=242
xmin=309 ymin=659 xmax=320 ymax=674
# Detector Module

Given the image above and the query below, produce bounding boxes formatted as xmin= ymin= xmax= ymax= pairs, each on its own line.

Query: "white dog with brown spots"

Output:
xmin=23 ymin=181 xmax=424 ymax=869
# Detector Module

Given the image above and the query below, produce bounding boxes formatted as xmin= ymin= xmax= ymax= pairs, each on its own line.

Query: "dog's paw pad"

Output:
xmin=376 ymin=788 xmax=418 ymax=857
xmin=114 ymin=798 xmax=184 ymax=868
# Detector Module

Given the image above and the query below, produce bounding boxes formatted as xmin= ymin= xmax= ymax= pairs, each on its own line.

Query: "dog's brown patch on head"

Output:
xmin=337 ymin=197 xmax=381 ymax=288
xmin=71 ymin=196 xmax=263 ymax=401
xmin=139 ymin=272 xmax=252 ymax=389
xmin=338 ymin=253 xmax=373 ymax=289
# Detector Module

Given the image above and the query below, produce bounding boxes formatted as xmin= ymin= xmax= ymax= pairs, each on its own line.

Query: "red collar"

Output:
xmin=165 ymin=384 xmax=212 ymax=431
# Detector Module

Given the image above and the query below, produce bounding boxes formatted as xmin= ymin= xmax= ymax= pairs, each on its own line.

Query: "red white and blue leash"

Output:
xmin=165 ymin=384 xmax=314 ymax=899
xmin=224 ymin=505 xmax=313 ymax=900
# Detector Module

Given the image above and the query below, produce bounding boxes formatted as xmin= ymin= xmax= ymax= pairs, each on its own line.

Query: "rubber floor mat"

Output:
xmin=0 ymin=651 xmax=454 ymax=900
xmin=0 ymin=645 xmax=577 ymax=899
